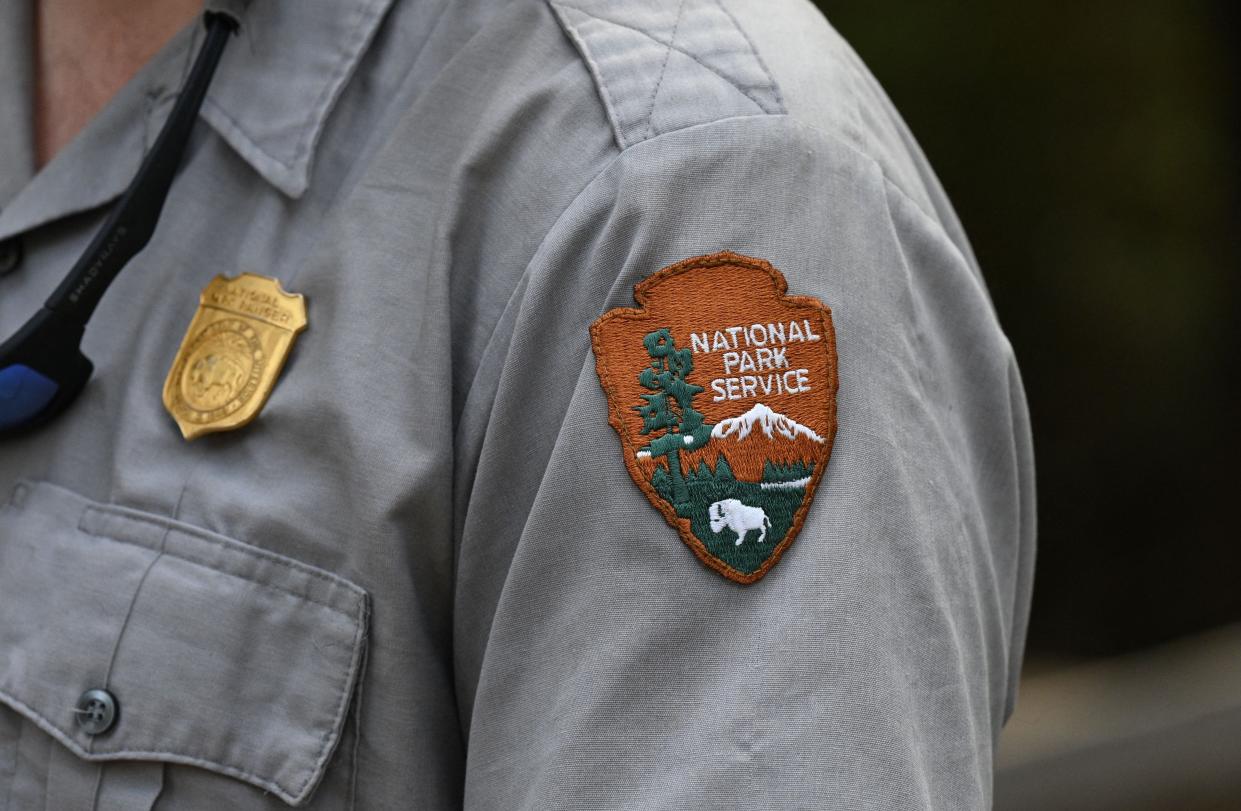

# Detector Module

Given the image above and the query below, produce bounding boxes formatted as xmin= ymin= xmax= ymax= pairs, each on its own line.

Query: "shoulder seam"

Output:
xmin=546 ymin=0 xmax=785 ymax=150
xmin=779 ymin=116 xmax=954 ymax=246
xmin=546 ymin=1 xmax=629 ymax=149
xmin=641 ymin=0 xmax=686 ymax=142
xmin=709 ymin=0 xmax=784 ymax=111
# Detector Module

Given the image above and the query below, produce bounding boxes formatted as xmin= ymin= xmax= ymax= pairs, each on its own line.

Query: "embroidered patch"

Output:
xmin=591 ymin=251 xmax=838 ymax=584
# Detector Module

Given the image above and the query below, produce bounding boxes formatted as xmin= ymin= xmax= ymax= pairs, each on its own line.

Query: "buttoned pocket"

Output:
xmin=0 ymin=480 xmax=369 ymax=808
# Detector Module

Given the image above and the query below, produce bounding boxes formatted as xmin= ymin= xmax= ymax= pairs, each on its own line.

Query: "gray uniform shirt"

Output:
xmin=0 ymin=0 xmax=1036 ymax=808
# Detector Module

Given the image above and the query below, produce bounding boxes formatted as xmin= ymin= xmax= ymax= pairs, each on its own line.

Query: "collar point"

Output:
xmin=202 ymin=106 xmax=311 ymax=199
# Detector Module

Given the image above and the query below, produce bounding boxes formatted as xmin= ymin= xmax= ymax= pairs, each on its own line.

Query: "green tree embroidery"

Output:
xmin=635 ymin=328 xmax=713 ymax=510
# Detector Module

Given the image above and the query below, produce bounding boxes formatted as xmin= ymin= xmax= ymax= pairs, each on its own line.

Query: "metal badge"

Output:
xmin=162 ymin=273 xmax=307 ymax=440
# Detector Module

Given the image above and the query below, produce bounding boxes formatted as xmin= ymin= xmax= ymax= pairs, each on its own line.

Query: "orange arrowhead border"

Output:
xmin=590 ymin=251 xmax=839 ymax=584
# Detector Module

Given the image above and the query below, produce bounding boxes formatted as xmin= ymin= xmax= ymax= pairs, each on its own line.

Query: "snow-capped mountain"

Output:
xmin=710 ymin=403 xmax=825 ymax=444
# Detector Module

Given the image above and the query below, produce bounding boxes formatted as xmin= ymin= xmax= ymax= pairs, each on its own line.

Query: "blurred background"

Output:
xmin=820 ymin=2 xmax=1241 ymax=808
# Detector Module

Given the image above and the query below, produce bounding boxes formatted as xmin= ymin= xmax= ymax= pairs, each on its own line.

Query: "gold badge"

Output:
xmin=162 ymin=273 xmax=307 ymax=440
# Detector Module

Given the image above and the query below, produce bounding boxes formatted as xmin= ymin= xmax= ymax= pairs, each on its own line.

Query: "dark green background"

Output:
xmin=819 ymin=2 xmax=1240 ymax=657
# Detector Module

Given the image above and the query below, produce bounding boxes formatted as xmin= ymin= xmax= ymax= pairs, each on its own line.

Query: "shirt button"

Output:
xmin=75 ymin=688 xmax=118 ymax=736
xmin=0 ymin=237 xmax=20 ymax=276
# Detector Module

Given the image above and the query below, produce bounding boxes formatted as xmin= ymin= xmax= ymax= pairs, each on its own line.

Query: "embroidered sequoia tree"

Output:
xmin=635 ymin=328 xmax=713 ymax=511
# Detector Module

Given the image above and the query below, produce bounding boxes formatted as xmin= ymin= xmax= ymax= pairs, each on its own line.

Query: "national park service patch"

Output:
xmin=591 ymin=251 xmax=838 ymax=584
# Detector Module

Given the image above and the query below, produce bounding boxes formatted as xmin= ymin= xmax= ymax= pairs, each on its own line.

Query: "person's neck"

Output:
xmin=34 ymin=0 xmax=203 ymax=168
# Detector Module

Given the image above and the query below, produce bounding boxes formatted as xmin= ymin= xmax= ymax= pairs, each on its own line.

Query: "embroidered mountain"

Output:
xmin=711 ymin=403 xmax=825 ymax=443
xmin=632 ymin=395 xmax=821 ymax=574
xmin=665 ymin=403 xmax=823 ymax=482
xmin=636 ymin=395 xmax=821 ymax=577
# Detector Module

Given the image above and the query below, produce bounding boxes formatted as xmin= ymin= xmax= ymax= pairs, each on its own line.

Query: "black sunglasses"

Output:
xmin=0 ymin=13 xmax=236 ymax=438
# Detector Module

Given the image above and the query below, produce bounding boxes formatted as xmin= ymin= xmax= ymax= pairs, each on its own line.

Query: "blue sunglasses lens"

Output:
xmin=0 ymin=364 xmax=60 ymax=431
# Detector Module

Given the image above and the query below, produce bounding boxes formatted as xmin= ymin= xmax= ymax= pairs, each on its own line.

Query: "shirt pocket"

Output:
xmin=0 ymin=480 xmax=369 ymax=808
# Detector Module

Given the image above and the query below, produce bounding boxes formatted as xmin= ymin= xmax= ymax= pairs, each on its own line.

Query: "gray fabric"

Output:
xmin=0 ymin=0 xmax=33 ymax=210
xmin=0 ymin=482 xmax=367 ymax=805
xmin=547 ymin=0 xmax=786 ymax=148
xmin=0 ymin=0 xmax=1035 ymax=808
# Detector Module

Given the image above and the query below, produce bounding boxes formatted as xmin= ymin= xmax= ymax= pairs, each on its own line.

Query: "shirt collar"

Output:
xmin=0 ymin=1 xmax=34 ymax=212
xmin=0 ymin=13 xmax=190 ymax=243
xmin=0 ymin=0 xmax=394 ymax=242
xmin=201 ymin=0 xmax=396 ymax=198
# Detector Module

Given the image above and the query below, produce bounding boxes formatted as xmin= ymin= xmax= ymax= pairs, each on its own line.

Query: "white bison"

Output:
xmin=708 ymin=499 xmax=771 ymax=545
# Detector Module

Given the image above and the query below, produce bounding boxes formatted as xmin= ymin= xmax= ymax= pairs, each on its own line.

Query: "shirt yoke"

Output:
xmin=544 ymin=0 xmax=975 ymax=269
xmin=546 ymin=0 xmax=786 ymax=150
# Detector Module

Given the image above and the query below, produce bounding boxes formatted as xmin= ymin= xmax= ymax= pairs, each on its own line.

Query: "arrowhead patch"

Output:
xmin=591 ymin=251 xmax=838 ymax=584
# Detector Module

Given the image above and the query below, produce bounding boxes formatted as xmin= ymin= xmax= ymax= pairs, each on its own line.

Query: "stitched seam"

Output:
xmin=456 ymin=112 xmax=803 ymax=426
xmin=454 ymin=146 xmax=625 ymax=504
xmin=295 ymin=594 xmax=369 ymax=801
xmin=0 ymin=601 xmax=368 ymax=803
xmin=558 ymin=2 xmax=770 ymax=108
xmin=0 ymin=692 xmax=295 ymax=801
xmin=554 ymin=3 xmax=769 ymax=116
xmin=878 ymin=171 xmax=1001 ymax=529
xmin=874 ymin=171 xmax=993 ymax=610
xmin=2 ymin=710 xmax=23 ymax=811
xmin=78 ymin=502 xmax=357 ymax=591
xmin=201 ymin=101 xmax=294 ymax=173
xmin=142 ymin=84 xmax=158 ymax=155
xmin=79 ymin=506 xmax=365 ymax=607
xmin=288 ymin=0 xmax=374 ymax=170
xmin=87 ymin=750 xmax=103 ymax=811
xmin=93 ymin=483 xmax=187 ymax=768
xmin=97 ymin=551 xmax=163 ymax=747
xmin=643 ymin=0 xmax=686 ymax=140
xmin=8 ymin=485 xmax=368 ymax=802
xmin=76 ymin=518 xmax=359 ymax=620
xmin=202 ymin=0 xmax=386 ymax=188
xmin=547 ymin=2 xmax=630 ymax=149
xmin=880 ymin=173 xmax=993 ymax=312
xmin=347 ymin=639 xmax=368 ymax=811
xmin=711 ymin=0 xmax=785 ymax=111
xmin=779 ymin=115 xmax=953 ymax=245
xmin=1002 ymin=357 xmax=1034 ymax=725
xmin=837 ymin=50 xmax=870 ymax=166
xmin=875 ymin=170 xmax=934 ymax=415
xmin=829 ymin=51 xmax=982 ymax=277
xmin=452 ymin=146 xmax=626 ymax=621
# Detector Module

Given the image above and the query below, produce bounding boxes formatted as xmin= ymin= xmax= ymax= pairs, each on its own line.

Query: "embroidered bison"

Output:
xmin=707 ymin=499 xmax=771 ymax=545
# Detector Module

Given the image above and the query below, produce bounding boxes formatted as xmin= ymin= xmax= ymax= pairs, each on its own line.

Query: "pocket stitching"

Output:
xmin=79 ymin=505 xmax=364 ymax=619
xmin=0 ymin=483 xmax=370 ymax=805
xmin=0 ymin=595 xmax=368 ymax=805
xmin=74 ymin=508 xmax=370 ymax=803
xmin=0 ymin=691 xmax=292 ymax=801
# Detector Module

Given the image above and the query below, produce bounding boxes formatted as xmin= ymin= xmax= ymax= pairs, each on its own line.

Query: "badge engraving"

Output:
xmin=163 ymin=273 xmax=306 ymax=440
xmin=591 ymin=252 xmax=838 ymax=584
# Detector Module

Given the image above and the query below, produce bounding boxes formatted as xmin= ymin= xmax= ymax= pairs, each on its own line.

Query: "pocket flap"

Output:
xmin=0 ymin=481 xmax=369 ymax=806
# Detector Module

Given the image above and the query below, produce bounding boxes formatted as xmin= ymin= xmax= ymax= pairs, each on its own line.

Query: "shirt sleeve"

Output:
xmin=452 ymin=112 xmax=1035 ymax=810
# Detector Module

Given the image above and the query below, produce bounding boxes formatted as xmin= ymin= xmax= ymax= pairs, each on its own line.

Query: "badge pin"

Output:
xmin=162 ymin=273 xmax=307 ymax=440
xmin=591 ymin=252 xmax=838 ymax=584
